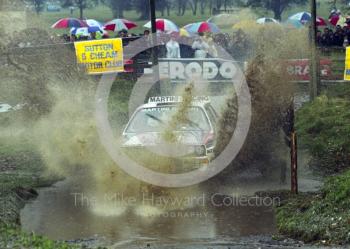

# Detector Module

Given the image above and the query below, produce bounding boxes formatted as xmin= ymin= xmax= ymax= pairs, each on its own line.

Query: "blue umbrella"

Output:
xmin=88 ymin=26 xmax=103 ymax=33
xmin=71 ymin=26 xmax=103 ymax=36
xmin=288 ymin=12 xmax=311 ymax=24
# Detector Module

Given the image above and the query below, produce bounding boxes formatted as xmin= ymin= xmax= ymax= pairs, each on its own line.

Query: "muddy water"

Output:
xmin=20 ymin=177 xmax=277 ymax=243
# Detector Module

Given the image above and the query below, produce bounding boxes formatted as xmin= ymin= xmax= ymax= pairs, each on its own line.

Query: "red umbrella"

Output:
xmin=316 ymin=17 xmax=327 ymax=26
xmin=144 ymin=19 xmax=179 ymax=32
xmin=104 ymin=19 xmax=137 ymax=32
xmin=52 ymin=18 xmax=87 ymax=29
xmin=329 ymin=15 xmax=340 ymax=26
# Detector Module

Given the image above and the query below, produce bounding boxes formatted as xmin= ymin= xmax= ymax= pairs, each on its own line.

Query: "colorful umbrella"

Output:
xmin=86 ymin=19 xmax=103 ymax=28
xmin=184 ymin=22 xmax=220 ymax=33
xmin=179 ymin=28 xmax=190 ymax=37
xmin=288 ymin=12 xmax=326 ymax=26
xmin=52 ymin=18 xmax=87 ymax=29
xmin=256 ymin=17 xmax=279 ymax=24
xmin=70 ymin=27 xmax=89 ymax=37
xmin=104 ymin=19 xmax=137 ymax=32
xmin=71 ymin=26 xmax=103 ymax=36
xmin=330 ymin=15 xmax=347 ymax=26
xmin=144 ymin=19 xmax=179 ymax=32
xmin=288 ymin=12 xmax=311 ymax=24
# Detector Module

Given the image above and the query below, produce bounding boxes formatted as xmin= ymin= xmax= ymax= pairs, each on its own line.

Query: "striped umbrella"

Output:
xmin=52 ymin=18 xmax=87 ymax=29
xmin=144 ymin=19 xmax=179 ymax=32
xmin=104 ymin=19 xmax=137 ymax=32
xmin=184 ymin=22 xmax=220 ymax=33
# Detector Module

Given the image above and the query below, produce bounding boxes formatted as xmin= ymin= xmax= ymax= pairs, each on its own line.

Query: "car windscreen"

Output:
xmin=126 ymin=106 xmax=211 ymax=133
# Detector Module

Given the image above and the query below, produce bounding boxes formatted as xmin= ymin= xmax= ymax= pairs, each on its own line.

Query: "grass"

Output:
xmin=276 ymin=83 xmax=350 ymax=245
xmin=296 ymin=94 xmax=350 ymax=173
xmin=0 ymin=131 xmax=76 ymax=249
xmin=1 ymin=225 xmax=80 ymax=249
xmin=276 ymin=170 xmax=350 ymax=245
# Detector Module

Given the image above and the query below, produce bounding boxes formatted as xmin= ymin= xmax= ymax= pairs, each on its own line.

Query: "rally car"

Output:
xmin=122 ymin=96 xmax=218 ymax=173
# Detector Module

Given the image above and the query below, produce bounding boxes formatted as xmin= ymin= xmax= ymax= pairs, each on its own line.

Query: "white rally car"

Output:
xmin=122 ymin=96 xmax=218 ymax=172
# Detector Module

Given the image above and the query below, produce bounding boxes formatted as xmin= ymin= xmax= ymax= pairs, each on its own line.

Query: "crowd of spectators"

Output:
xmin=316 ymin=25 xmax=349 ymax=47
xmin=57 ymin=28 xmax=250 ymax=60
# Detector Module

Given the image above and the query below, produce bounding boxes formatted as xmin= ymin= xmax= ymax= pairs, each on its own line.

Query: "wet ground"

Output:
xmin=19 ymin=88 xmax=325 ymax=248
xmin=20 ymin=162 xmax=324 ymax=248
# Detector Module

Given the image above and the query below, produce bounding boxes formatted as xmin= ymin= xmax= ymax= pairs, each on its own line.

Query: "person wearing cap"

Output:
xmin=166 ymin=33 xmax=181 ymax=58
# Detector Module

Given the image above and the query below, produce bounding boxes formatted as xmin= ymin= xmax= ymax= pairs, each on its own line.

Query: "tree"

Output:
xmin=75 ymin=0 xmax=87 ymax=19
xmin=32 ymin=0 xmax=45 ymax=14
xmin=105 ymin=0 xmax=130 ymax=18
xmin=134 ymin=0 xmax=150 ymax=19
xmin=245 ymin=0 xmax=308 ymax=20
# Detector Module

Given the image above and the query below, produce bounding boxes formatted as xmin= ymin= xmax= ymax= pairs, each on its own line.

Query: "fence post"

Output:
xmin=291 ymin=130 xmax=298 ymax=194
xmin=310 ymin=0 xmax=320 ymax=100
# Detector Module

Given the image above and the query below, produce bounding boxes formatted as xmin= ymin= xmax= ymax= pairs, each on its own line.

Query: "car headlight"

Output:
xmin=194 ymin=145 xmax=207 ymax=157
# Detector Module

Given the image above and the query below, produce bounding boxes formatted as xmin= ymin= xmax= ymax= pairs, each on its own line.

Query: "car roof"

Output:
xmin=139 ymin=101 xmax=207 ymax=109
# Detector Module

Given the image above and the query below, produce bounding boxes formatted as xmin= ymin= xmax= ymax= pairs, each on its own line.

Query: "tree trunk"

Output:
xmin=193 ymin=0 xmax=198 ymax=15
xmin=118 ymin=7 xmax=124 ymax=18
xmin=200 ymin=0 xmax=206 ymax=15
xmin=79 ymin=5 xmax=83 ymax=19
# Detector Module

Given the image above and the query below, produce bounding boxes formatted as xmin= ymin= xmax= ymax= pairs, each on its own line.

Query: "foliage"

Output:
xmin=243 ymin=0 xmax=308 ymax=20
xmin=0 ymin=225 xmax=80 ymax=249
xmin=276 ymin=170 xmax=350 ymax=244
xmin=296 ymin=95 xmax=350 ymax=173
xmin=31 ymin=0 xmax=45 ymax=14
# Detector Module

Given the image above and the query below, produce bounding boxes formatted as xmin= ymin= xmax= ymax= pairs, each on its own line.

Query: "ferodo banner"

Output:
xmin=74 ymin=38 xmax=124 ymax=74
xmin=158 ymin=58 xmax=243 ymax=82
xmin=344 ymin=47 xmax=350 ymax=81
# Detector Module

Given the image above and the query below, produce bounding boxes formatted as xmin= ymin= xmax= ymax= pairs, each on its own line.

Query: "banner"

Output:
xmin=158 ymin=58 xmax=243 ymax=82
xmin=74 ymin=38 xmax=124 ymax=74
xmin=344 ymin=47 xmax=350 ymax=80
xmin=286 ymin=59 xmax=332 ymax=81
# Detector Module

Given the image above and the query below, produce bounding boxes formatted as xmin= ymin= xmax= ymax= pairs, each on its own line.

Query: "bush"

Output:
xmin=296 ymin=95 xmax=350 ymax=173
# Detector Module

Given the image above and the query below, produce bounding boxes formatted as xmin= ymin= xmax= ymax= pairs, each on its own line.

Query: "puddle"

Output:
xmin=20 ymin=178 xmax=277 ymax=243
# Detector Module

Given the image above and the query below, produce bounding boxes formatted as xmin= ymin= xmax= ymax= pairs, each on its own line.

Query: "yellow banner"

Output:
xmin=74 ymin=38 xmax=124 ymax=74
xmin=344 ymin=47 xmax=350 ymax=80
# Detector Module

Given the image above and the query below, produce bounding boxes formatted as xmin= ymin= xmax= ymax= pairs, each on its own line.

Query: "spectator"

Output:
xmin=207 ymin=37 xmax=218 ymax=57
xmin=166 ymin=33 xmax=181 ymax=58
xmin=192 ymin=33 xmax=209 ymax=58
xmin=333 ymin=25 xmax=344 ymax=46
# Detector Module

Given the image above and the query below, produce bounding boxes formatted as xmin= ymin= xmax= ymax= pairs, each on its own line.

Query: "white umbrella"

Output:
xmin=86 ymin=19 xmax=103 ymax=28
xmin=256 ymin=17 xmax=279 ymax=24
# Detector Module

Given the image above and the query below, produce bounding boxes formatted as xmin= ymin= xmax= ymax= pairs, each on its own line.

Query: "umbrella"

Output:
xmin=104 ymin=19 xmax=137 ymax=32
xmin=288 ymin=12 xmax=311 ymax=24
xmin=256 ymin=17 xmax=279 ymax=24
xmin=288 ymin=12 xmax=326 ymax=26
xmin=184 ymin=21 xmax=220 ymax=33
xmin=70 ymin=27 xmax=89 ymax=37
xmin=167 ymin=28 xmax=191 ymax=37
xmin=86 ymin=19 xmax=103 ymax=28
xmin=71 ymin=26 xmax=103 ymax=36
xmin=179 ymin=28 xmax=190 ymax=37
xmin=52 ymin=18 xmax=87 ymax=29
xmin=330 ymin=15 xmax=347 ymax=27
xmin=144 ymin=19 xmax=179 ymax=32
